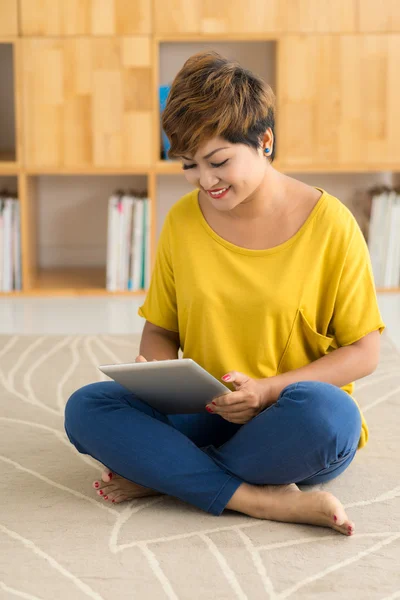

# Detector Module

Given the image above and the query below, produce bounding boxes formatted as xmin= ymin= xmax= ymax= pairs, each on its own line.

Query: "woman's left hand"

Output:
xmin=206 ymin=370 xmax=269 ymax=424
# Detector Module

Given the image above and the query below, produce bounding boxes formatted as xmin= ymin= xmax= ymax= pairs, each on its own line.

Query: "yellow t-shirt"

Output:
xmin=138 ymin=187 xmax=386 ymax=449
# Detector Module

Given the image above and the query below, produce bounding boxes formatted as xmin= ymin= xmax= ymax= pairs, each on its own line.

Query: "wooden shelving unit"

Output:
xmin=0 ymin=0 xmax=399 ymax=296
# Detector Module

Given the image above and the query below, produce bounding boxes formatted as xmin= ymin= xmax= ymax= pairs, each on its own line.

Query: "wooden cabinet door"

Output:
xmin=22 ymin=37 xmax=152 ymax=169
xmin=277 ymin=35 xmax=400 ymax=168
xmin=20 ymin=0 xmax=151 ymax=35
xmin=358 ymin=0 xmax=400 ymax=32
xmin=154 ymin=0 xmax=356 ymax=35
xmin=0 ymin=0 xmax=18 ymax=36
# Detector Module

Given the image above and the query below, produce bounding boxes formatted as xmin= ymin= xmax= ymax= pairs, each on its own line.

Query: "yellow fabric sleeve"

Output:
xmin=329 ymin=222 xmax=385 ymax=346
xmin=138 ymin=213 xmax=179 ymax=332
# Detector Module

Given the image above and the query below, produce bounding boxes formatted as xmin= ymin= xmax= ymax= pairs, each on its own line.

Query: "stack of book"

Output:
xmin=106 ymin=190 xmax=151 ymax=292
xmin=367 ymin=186 xmax=400 ymax=288
xmin=0 ymin=190 xmax=22 ymax=292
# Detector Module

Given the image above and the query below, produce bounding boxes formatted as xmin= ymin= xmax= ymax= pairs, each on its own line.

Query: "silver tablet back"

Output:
xmin=99 ymin=359 xmax=231 ymax=414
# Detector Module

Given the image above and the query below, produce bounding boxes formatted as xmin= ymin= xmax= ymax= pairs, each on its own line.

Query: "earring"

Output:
xmin=264 ymin=148 xmax=270 ymax=154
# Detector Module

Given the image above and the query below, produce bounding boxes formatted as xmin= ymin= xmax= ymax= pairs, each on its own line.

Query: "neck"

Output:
xmin=230 ymin=167 xmax=287 ymax=221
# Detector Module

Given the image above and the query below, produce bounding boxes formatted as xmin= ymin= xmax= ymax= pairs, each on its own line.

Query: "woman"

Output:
xmin=64 ymin=51 xmax=385 ymax=536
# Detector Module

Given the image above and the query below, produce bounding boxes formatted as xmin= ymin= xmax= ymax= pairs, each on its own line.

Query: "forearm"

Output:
xmin=265 ymin=344 xmax=375 ymax=405
xmin=139 ymin=331 xmax=179 ymax=361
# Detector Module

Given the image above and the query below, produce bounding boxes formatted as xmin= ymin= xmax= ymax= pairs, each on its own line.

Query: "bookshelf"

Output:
xmin=0 ymin=1 xmax=400 ymax=295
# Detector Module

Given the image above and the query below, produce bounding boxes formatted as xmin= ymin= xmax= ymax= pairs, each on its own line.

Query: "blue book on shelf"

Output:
xmin=159 ymin=85 xmax=172 ymax=160
xmin=140 ymin=199 xmax=147 ymax=289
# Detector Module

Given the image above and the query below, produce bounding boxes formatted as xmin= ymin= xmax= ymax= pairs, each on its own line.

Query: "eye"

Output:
xmin=211 ymin=159 xmax=228 ymax=168
xmin=182 ymin=159 xmax=228 ymax=171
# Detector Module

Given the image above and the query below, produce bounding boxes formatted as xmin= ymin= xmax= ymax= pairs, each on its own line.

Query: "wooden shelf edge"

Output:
xmin=0 ymin=289 xmax=148 ymax=297
xmin=3 ymin=268 xmax=148 ymax=297
xmin=376 ymin=287 xmax=400 ymax=294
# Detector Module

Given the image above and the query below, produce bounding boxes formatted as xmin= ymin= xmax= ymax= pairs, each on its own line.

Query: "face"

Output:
xmin=180 ymin=136 xmax=269 ymax=211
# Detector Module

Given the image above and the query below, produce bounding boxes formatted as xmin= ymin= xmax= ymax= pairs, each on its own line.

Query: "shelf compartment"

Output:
xmin=16 ymin=174 xmax=152 ymax=296
xmin=157 ymin=40 xmax=276 ymax=162
xmin=0 ymin=43 xmax=17 ymax=166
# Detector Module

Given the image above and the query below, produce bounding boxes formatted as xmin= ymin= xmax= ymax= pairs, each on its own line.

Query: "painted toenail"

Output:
xmin=99 ymin=490 xmax=103 ymax=495
xmin=333 ymin=515 xmax=337 ymax=522
xmin=112 ymin=499 xmax=115 ymax=503
xmin=104 ymin=496 xmax=108 ymax=500
xmin=108 ymin=472 xmax=113 ymax=479
xmin=94 ymin=482 xmax=99 ymax=487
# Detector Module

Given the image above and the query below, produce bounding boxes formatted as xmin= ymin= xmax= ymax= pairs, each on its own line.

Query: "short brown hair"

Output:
xmin=161 ymin=50 xmax=276 ymax=162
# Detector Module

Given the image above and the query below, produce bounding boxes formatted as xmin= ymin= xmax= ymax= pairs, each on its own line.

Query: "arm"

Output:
xmin=263 ymin=330 xmax=381 ymax=405
xmin=139 ymin=320 xmax=180 ymax=361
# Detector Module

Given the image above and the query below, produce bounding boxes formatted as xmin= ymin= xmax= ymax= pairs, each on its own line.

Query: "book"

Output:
xmin=159 ymin=85 xmax=172 ymax=160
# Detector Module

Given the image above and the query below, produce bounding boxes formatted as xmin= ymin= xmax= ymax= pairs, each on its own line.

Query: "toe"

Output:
xmin=332 ymin=516 xmax=355 ymax=536
xmin=97 ymin=484 xmax=115 ymax=496
xmin=105 ymin=491 xmax=119 ymax=502
xmin=113 ymin=494 xmax=128 ymax=504
xmin=101 ymin=470 xmax=114 ymax=483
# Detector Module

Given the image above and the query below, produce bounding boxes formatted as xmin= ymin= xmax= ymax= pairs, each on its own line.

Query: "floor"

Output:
xmin=0 ymin=293 xmax=399 ymax=349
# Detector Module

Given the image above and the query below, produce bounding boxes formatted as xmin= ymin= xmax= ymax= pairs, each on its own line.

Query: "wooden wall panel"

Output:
xmin=154 ymin=0 xmax=356 ymax=35
xmin=358 ymin=0 xmax=400 ymax=32
xmin=22 ymin=37 xmax=153 ymax=168
xmin=0 ymin=0 xmax=18 ymax=36
xmin=20 ymin=0 xmax=151 ymax=35
xmin=277 ymin=35 xmax=400 ymax=168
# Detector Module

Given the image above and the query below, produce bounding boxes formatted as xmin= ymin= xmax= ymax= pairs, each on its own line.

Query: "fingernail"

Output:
xmin=222 ymin=375 xmax=231 ymax=381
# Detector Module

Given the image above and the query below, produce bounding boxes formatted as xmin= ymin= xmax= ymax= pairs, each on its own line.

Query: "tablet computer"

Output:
xmin=98 ymin=358 xmax=231 ymax=414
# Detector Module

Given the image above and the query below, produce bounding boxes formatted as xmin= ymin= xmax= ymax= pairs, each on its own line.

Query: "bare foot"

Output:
xmin=92 ymin=469 xmax=163 ymax=504
xmin=226 ymin=483 xmax=355 ymax=536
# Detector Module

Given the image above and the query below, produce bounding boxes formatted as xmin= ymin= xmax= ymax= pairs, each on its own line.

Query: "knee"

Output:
xmin=64 ymin=382 xmax=103 ymax=440
xmin=280 ymin=380 xmax=361 ymax=441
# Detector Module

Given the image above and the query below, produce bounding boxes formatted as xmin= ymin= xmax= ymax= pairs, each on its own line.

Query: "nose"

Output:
xmin=199 ymin=169 xmax=219 ymax=191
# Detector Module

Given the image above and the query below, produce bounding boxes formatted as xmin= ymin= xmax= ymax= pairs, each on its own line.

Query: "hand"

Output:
xmin=206 ymin=370 xmax=272 ymax=424
xmin=135 ymin=355 xmax=158 ymax=363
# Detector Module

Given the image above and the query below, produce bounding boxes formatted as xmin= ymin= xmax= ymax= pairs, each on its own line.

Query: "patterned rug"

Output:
xmin=1 ymin=333 xmax=399 ymax=599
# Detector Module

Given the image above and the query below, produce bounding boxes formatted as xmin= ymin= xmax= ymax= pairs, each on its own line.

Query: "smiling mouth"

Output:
xmin=207 ymin=186 xmax=231 ymax=198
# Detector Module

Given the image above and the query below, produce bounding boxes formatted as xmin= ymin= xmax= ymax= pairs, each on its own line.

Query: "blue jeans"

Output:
xmin=64 ymin=380 xmax=362 ymax=516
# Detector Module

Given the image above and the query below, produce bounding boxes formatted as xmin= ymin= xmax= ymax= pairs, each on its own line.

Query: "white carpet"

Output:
xmin=1 ymin=333 xmax=399 ymax=599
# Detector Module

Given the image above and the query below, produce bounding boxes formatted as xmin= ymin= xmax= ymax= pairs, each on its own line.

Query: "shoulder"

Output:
xmin=316 ymin=188 xmax=362 ymax=245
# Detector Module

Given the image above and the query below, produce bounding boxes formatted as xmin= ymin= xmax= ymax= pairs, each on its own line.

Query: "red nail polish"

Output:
xmin=212 ymin=401 xmax=216 ymax=406
xmin=333 ymin=515 xmax=337 ymax=522
xmin=104 ymin=496 xmax=108 ymax=500
xmin=94 ymin=482 xmax=99 ymax=487
xmin=112 ymin=499 xmax=115 ymax=503
xmin=99 ymin=490 xmax=103 ymax=495
xmin=108 ymin=472 xmax=113 ymax=479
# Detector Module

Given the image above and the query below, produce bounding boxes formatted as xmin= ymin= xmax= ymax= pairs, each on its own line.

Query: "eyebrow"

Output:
xmin=181 ymin=147 xmax=229 ymax=161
